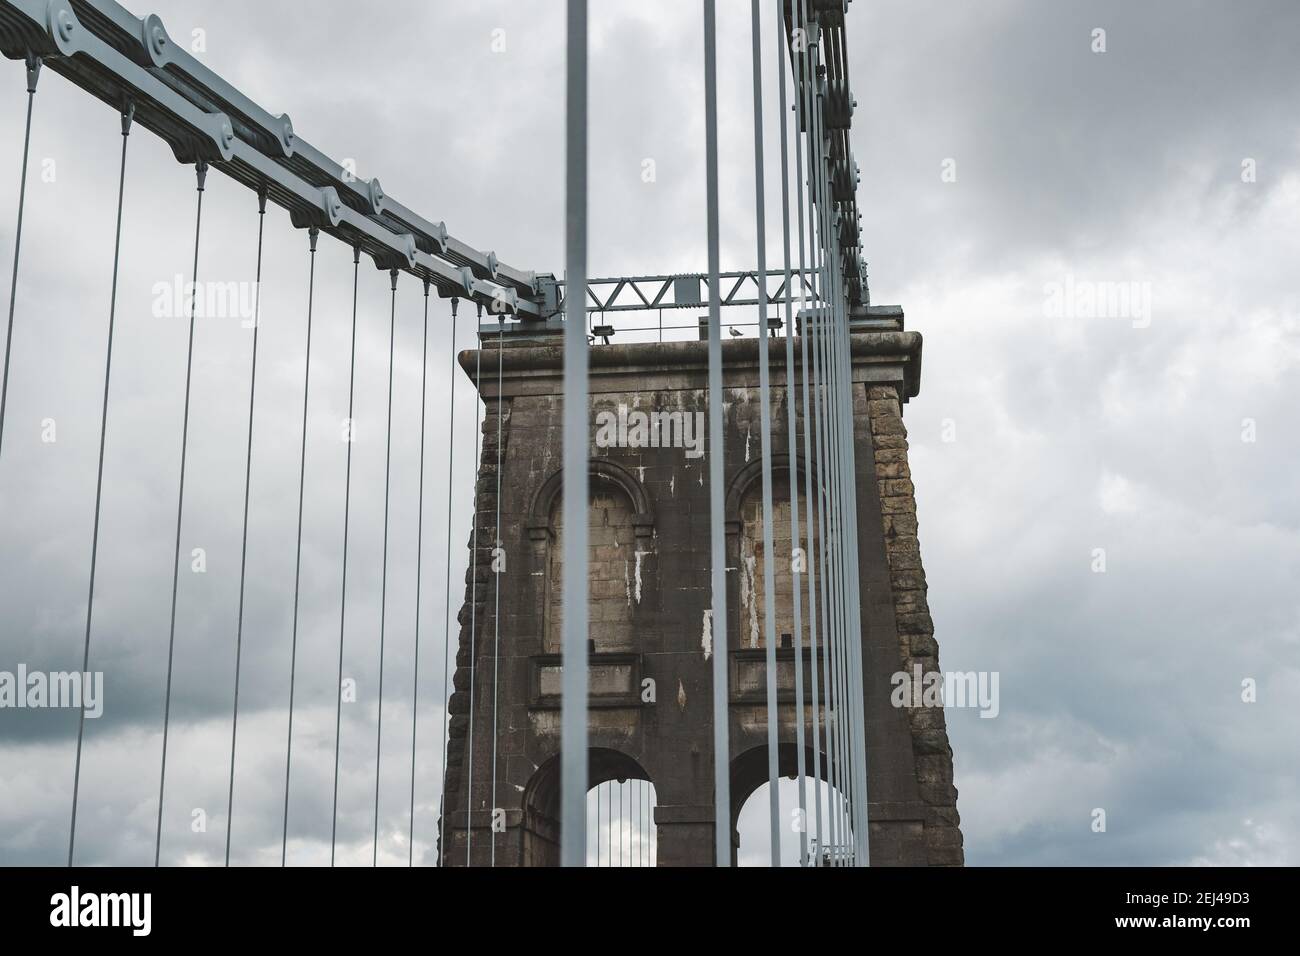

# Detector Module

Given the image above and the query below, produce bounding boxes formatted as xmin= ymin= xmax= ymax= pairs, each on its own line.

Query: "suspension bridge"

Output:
xmin=0 ymin=0 xmax=961 ymax=867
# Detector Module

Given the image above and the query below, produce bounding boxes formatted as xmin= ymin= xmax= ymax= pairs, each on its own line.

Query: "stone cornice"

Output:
xmin=460 ymin=330 xmax=923 ymax=403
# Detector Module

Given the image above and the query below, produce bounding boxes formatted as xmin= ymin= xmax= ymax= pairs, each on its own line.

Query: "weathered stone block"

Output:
xmin=879 ymin=478 xmax=916 ymax=498
xmin=883 ymin=513 xmax=919 ymax=537
xmin=880 ymin=495 xmax=917 ymax=515
xmin=890 ymin=568 xmax=927 ymax=591
xmin=871 ymin=434 xmax=908 ymax=450
xmin=895 ymin=611 xmax=934 ymax=635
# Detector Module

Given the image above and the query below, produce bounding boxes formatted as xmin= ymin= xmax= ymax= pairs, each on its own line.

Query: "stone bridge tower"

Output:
xmin=438 ymin=309 xmax=962 ymax=866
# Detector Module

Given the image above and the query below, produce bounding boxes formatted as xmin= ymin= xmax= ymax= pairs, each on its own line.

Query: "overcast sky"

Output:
xmin=1 ymin=0 xmax=1297 ymax=867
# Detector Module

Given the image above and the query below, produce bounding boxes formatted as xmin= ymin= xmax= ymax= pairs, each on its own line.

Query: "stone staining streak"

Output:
xmin=740 ymin=547 xmax=759 ymax=648
xmin=738 ymin=480 xmax=807 ymax=651
xmin=701 ymin=609 xmax=713 ymax=660
xmin=634 ymin=550 xmax=648 ymax=604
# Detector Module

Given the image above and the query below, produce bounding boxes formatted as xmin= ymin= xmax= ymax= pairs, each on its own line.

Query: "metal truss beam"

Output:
xmin=0 ymin=0 xmax=543 ymax=316
xmin=554 ymin=268 xmax=824 ymax=314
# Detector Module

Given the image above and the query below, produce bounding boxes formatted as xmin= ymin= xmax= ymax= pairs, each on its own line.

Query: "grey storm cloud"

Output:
xmin=1 ymin=0 xmax=1298 ymax=867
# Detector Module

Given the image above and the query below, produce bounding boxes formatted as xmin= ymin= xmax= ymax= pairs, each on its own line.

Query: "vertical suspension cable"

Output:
xmin=155 ymin=160 xmax=207 ymax=867
xmin=811 ymin=283 xmax=840 ymax=865
xmin=805 ymin=69 xmax=841 ymax=862
xmin=827 ymin=249 xmax=855 ymax=864
xmin=811 ymin=171 xmax=843 ymax=867
xmin=774 ymin=0 xmax=809 ymax=868
xmin=331 ymin=245 xmax=362 ymax=866
xmin=465 ymin=302 xmax=484 ymax=866
xmin=817 ymin=48 xmax=860 ymax=860
xmin=826 ymin=304 xmax=851 ymax=863
xmin=68 ymin=101 xmax=132 ymax=867
xmin=702 ymin=0 xmax=731 ymax=870
xmin=825 ymin=220 xmax=856 ymax=865
xmin=437 ymin=296 xmax=460 ymax=866
xmin=793 ymin=0 xmax=825 ymax=863
xmin=489 ymin=314 xmax=504 ymax=867
xmin=409 ymin=280 xmax=430 ymax=866
xmin=815 ymin=61 xmax=858 ymax=862
xmin=824 ymin=18 xmax=875 ymax=858
xmin=225 ymin=185 xmax=268 ymax=866
xmin=814 ymin=89 xmax=851 ymax=863
xmin=282 ymin=226 xmax=319 ymax=866
xmin=373 ymin=268 xmax=399 ymax=866
xmin=837 ymin=286 xmax=870 ymax=866
xmin=837 ymin=64 xmax=871 ymax=865
xmin=819 ymin=70 xmax=867 ymax=863
xmin=806 ymin=36 xmax=848 ymax=860
xmin=815 ymin=247 xmax=844 ymax=867
xmin=560 ymin=0 xmax=591 ymax=870
xmin=801 ymin=12 xmax=828 ymax=831
xmin=828 ymin=152 xmax=871 ymax=865
xmin=0 ymin=54 xmax=40 ymax=461
xmin=748 ymin=0 xmax=782 ymax=869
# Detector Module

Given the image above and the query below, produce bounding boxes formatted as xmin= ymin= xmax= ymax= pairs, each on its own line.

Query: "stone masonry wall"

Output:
xmin=437 ymin=333 xmax=963 ymax=866
xmin=867 ymin=383 xmax=964 ymax=866
xmin=438 ymin=396 xmax=510 ymax=864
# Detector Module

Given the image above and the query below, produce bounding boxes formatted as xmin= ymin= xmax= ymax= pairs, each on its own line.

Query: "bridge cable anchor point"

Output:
xmin=24 ymin=53 xmax=42 ymax=93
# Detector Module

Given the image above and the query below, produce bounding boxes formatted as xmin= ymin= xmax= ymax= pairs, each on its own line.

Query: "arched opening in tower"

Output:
xmin=736 ymin=775 xmax=853 ymax=867
xmin=521 ymin=748 xmax=657 ymax=867
xmin=731 ymin=743 xmax=854 ymax=867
